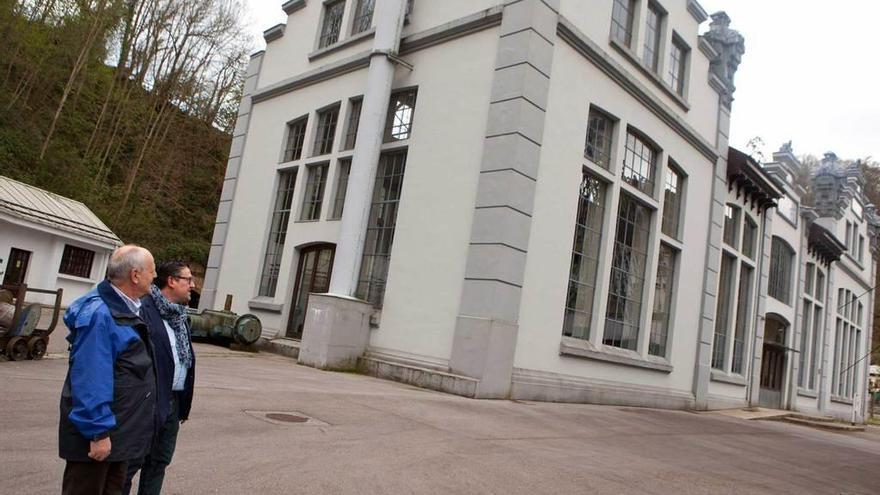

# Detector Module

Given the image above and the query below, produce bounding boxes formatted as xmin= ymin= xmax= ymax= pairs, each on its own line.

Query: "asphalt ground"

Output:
xmin=2 ymin=344 xmax=879 ymax=494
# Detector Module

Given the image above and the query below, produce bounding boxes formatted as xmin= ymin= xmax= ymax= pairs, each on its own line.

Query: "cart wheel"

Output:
xmin=27 ymin=337 xmax=47 ymax=360
xmin=6 ymin=337 xmax=28 ymax=361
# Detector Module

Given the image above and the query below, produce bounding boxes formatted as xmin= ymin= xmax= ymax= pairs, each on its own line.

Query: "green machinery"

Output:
xmin=0 ymin=284 xmax=63 ymax=361
xmin=187 ymin=309 xmax=262 ymax=346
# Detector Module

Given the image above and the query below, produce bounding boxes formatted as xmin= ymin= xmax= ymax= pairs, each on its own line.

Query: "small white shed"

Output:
xmin=0 ymin=176 xmax=122 ymax=306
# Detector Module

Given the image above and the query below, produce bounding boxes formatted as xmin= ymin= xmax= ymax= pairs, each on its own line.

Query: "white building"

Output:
xmin=0 ymin=176 xmax=121 ymax=306
xmin=203 ymin=0 xmax=877 ymax=420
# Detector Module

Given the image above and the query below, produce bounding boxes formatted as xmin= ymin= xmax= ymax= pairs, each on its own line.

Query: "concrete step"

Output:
xmin=768 ymin=415 xmax=866 ymax=432
xmin=358 ymin=355 xmax=478 ymax=398
xmin=260 ymin=338 xmax=301 ymax=360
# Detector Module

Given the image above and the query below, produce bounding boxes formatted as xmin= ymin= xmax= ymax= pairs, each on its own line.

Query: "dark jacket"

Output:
xmin=58 ymin=280 xmax=157 ymax=462
xmin=141 ymin=295 xmax=195 ymax=423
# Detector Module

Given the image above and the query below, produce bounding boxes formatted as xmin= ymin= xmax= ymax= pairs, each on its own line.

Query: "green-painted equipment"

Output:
xmin=187 ymin=309 xmax=262 ymax=346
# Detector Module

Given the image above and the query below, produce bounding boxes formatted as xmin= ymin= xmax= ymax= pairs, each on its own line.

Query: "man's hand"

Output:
xmin=88 ymin=437 xmax=111 ymax=461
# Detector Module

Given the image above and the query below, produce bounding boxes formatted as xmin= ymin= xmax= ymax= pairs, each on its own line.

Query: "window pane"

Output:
xmin=563 ymin=173 xmax=607 ymax=340
xmin=259 ymin=170 xmax=297 ymax=297
xmin=351 ymin=0 xmax=374 ymax=35
xmin=798 ymin=300 xmax=812 ymax=387
xmin=741 ymin=216 xmax=757 ymax=259
xmin=768 ymin=237 xmax=793 ymax=305
xmin=384 ymin=90 xmax=417 ymax=142
xmin=59 ymin=245 xmax=95 ymax=278
xmin=284 ymin=118 xmax=308 ymax=162
xmin=808 ymin=305 xmax=822 ymax=390
xmin=621 ymin=131 xmax=656 ymax=196
xmin=667 ymin=39 xmax=687 ymax=96
xmin=356 ymin=151 xmax=407 ymax=307
xmin=712 ymin=254 xmax=736 ymax=370
xmin=731 ymin=265 xmax=752 ymax=374
xmin=585 ymin=109 xmax=613 ymax=169
xmin=604 ymin=194 xmax=651 ymax=351
xmin=313 ymin=106 xmax=339 ymax=156
xmin=611 ymin=0 xmax=635 ymax=47
xmin=642 ymin=5 xmax=662 ymax=71
xmin=815 ymin=270 xmax=825 ymax=301
xmin=804 ymin=263 xmax=815 ymax=297
xmin=661 ymin=165 xmax=682 ymax=238
xmin=343 ymin=99 xmax=362 ymax=150
xmin=300 ymin=164 xmax=328 ymax=221
xmin=319 ymin=1 xmax=345 ymax=48
xmin=723 ymin=205 xmax=739 ymax=247
xmin=649 ymin=244 xmax=676 ymax=356
xmin=331 ymin=159 xmax=352 ymax=220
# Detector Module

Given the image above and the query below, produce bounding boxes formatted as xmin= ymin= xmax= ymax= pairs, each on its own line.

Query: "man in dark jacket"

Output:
xmin=59 ymin=245 xmax=158 ymax=495
xmin=123 ymin=261 xmax=196 ymax=495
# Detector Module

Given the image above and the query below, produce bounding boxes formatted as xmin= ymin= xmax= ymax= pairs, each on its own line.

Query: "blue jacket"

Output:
xmin=58 ymin=280 xmax=157 ymax=462
xmin=141 ymin=294 xmax=195 ymax=424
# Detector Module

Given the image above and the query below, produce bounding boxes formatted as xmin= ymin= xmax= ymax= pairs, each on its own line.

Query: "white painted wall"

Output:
xmin=1 ymin=215 xmax=112 ymax=307
xmin=513 ymin=39 xmax=716 ymax=393
xmin=559 ymin=0 xmax=718 ymax=141
xmin=259 ymin=0 xmax=501 ymax=90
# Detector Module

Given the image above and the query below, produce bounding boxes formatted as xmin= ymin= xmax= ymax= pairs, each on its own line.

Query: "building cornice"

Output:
xmin=263 ymin=23 xmax=285 ymax=43
xmin=687 ymin=0 xmax=709 ymax=23
xmin=282 ymin=0 xmax=306 ymax=16
xmin=556 ymin=17 xmax=718 ymax=163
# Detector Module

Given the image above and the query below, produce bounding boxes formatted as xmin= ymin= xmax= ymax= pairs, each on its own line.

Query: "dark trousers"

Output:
xmin=123 ymin=394 xmax=180 ymax=495
xmin=63 ymin=460 xmax=127 ymax=495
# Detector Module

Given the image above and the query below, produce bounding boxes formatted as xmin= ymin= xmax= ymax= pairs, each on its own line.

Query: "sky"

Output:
xmin=242 ymin=0 xmax=880 ymax=162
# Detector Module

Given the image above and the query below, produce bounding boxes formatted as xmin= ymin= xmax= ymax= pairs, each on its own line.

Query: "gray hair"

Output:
xmin=107 ymin=245 xmax=149 ymax=283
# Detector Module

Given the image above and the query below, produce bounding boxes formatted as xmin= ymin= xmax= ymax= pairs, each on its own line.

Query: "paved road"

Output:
xmin=3 ymin=346 xmax=879 ymax=494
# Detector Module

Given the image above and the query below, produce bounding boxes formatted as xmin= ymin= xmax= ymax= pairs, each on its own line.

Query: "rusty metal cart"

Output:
xmin=0 ymin=284 xmax=63 ymax=361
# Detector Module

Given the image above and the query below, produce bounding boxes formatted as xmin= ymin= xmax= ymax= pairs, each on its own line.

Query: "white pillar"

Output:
xmin=329 ymin=0 xmax=408 ymax=297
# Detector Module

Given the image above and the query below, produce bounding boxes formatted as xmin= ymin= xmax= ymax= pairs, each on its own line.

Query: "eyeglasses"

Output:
xmin=173 ymin=276 xmax=195 ymax=285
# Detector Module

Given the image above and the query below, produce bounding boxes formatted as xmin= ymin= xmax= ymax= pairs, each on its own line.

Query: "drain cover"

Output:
xmin=265 ymin=413 xmax=308 ymax=423
xmin=243 ymin=410 xmax=329 ymax=426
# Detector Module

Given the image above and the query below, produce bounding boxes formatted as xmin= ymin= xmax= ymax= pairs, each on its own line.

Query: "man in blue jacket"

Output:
xmin=123 ymin=260 xmax=196 ymax=495
xmin=58 ymin=245 xmax=158 ymax=495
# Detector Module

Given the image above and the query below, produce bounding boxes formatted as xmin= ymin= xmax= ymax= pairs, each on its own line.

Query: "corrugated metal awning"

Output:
xmin=0 ymin=175 xmax=122 ymax=246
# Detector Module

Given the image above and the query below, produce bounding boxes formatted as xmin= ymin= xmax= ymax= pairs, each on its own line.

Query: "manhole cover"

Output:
xmin=265 ymin=413 xmax=308 ymax=423
xmin=243 ymin=410 xmax=329 ymax=426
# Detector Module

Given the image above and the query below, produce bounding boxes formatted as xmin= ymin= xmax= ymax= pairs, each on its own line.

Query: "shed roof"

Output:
xmin=0 ymin=175 xmax=122 ymax=246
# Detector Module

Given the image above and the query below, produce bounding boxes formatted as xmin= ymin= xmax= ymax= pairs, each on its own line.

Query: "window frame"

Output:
xmin=620 ymin=128 xmax=659 ymax=197
xmin=667 ymin=33 xmax=690 ymax=97
xmin=282 ymin=116 xmax=309 ymax=163
xmin=610 ymin=0 xmax=637 ymax=48
xmin=584 ymin=106 xmax=616 ymax=170
xmin=330 ymin=158 xmax=352 ymax=220
xmin=342 ymin=97 xmax=363 ymax=151
xmin=258 ymin=169 xmax=298 ymax=298
xmin=383 ymin=89 xmax=418 ymax=143
xmin=661 ymin=161 xmax=684 ymax=240
xmin=350 ymin=0 xmax=374 ymax=35
xmin=768 ymin=236 xmax=795 ymax=305
xmin=642 ymin=2 xmax=664 ymax=73
xmin=298 ymin=162 xmax=329 ymax=222
xmin=58 ymin=245 xmax=95 ymax=279
xmin=311 ymin=103 xmax=341 ymax=157
xmin=317 ymin=0 xmax=346 ymax=49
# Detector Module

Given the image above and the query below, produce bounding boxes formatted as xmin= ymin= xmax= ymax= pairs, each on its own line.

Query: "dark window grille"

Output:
xmin=384 ymin=90 xmax=417 ymax=142
xmin=712 ymin=254 xmax=736 ymax=369
xmin=722 ymin=204 xmax=739 ymax=246
xmin=808 ymin=305 xmax=822 ymax=390
xmin=643 ymin=4 xmax=662 ymax=71
xmin=59 ymin=245 xmax=95 ymax=278
xmin=742 ymin=216 xmax=757 ymax=259
xmin=300 ymin=164 xmax=328 ymax=221
xmin=585 ymin=109 xmax=613 ymax=169
xmin=798 ymin=299 xmax=813 ymax=387
xmin=351 ymin=0 xmax=374 ymax=35
xmin=259 ymin=170 xmax=297 ymax=297
xmin=667 ymin=38 xmax=687 ymax=96
xmin=563 ymin=173 xmax=606 ymax=340
xmin=768 ymin=237 xmax=794 ymax=304
xmin=610 ymin=0 xmax=635 ymax=47
xmin=649 ymin=243 xmax=676 ymax=356
xmin=356 ymin=150 xmax=407 ymax=307
xmin=621 ymin=131 xmax=656 ymax=196
xmin=319 ymin=1 xmax=345 ymax=48
xmin=604 ymin=194 xmax=651 ymax=351
xmin=331 ymin=159 xmax=351 ymax=220
xmin=343 ymin=99 xmax=362 ymax=150
xmin=283 ymin=118 xmax=308 ymax=162
xmin=313 ymin=105 xmax=339 ymax=156
xmin=731 ymin=265 xmax=752 ymax=374
xmin=661 ymin=165 xmax=682 ymax=238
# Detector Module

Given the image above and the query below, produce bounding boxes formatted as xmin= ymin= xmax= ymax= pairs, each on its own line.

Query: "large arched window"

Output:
xmin=768 ymin=237 xmax=795 ymax=305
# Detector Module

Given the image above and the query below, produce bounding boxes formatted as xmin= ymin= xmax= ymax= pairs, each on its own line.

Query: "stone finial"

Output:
xmin=703 ymin=11 xmax=745 ymax=105
xmin=823 ymin=151 xmax=839 ymax=164
xmin=779 ymin=141 xmax=793 ymax=154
